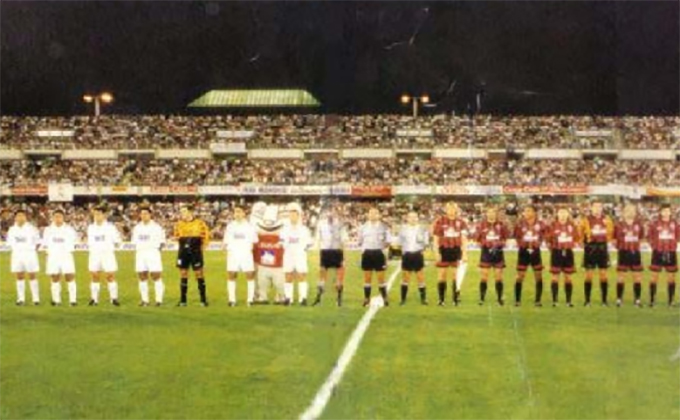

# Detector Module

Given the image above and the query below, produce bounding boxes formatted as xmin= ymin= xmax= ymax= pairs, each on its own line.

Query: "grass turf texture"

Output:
xmin=1 ymin=251 xmax=678 ymax=420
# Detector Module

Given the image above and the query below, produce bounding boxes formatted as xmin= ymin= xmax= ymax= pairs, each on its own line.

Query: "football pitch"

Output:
xmin=1 ymin=251 xmax=678 ymax=420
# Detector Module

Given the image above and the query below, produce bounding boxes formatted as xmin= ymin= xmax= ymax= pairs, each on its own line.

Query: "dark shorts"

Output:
xmin=617 ymin=250 xmax=643 ymax=272
xmin=480 ymin=246 xmax=505 ymax=269
xmin=362 ymin=250 xmax=386 ymax=272
xmin=583 ymin=242 xmax=610 ymax=269
xmin=320 ymin=249 xmax=344 ymax=269
xmin=550 ymin=249 xmax=575 ymax=274
xmin=437 ymin=246 xmax=462 ymax=268
xmin=650 ymin=251 xmax=678 ymax=273
xmin=402 ymin=252 xmax=425 ymax=272
xmin=177 ymin=247 xmax=204 ymax=270
xmin=517 ymin=247 xmax=543 ymax=271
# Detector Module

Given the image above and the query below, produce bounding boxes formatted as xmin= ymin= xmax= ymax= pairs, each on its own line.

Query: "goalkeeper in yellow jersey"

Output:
xmin=174 ymin=205 xmax=211 ymax=307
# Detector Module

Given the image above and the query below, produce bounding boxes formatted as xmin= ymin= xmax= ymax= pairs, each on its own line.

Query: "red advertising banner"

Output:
xmin=350 ymin=186 xmax=393 ymax=197
xmin=11 ymin=185 xmax=48 ymax=196
xmin=502 ymin=185 xmax=589 ymax=195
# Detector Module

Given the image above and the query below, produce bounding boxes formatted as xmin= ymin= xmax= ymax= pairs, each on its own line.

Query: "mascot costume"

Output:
xmin=250 ymin=202 xmax=287 ymax=303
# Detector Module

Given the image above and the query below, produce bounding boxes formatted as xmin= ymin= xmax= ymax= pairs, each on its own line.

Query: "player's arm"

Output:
xmin=158 ymin=225 xmax=167 ymax=250
xmin=201 ymin=220 xmax=210 ymax=251
xmin=430 ymin=220 xmax=440 ymax=253
xmin=222 ymin=225 xmax=229 ymax=251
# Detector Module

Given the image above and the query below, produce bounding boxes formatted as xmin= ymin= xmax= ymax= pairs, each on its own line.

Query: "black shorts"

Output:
xmin=437 ymin=246 xmax=462 ymax=268
xmin=362 ymin=250 xmax=386 ymax=272
xmin=320 ymin=249 xmax=344 ymax=269
xmin=550 ymin=249 xmax=575 ymax=274
xmin=583 ymin=242 xmax=610 ymax=269
xmin=617 ymin=250 xmax=643 ymax=272
xmin=517 ymin=247 xmax=543 ymax=271
xmin=402 ymin=252 xmax=425 ymax=272
xmin=177 ymin=248 xmax=204 ymax=270
xmin=650 ymin=250 xmax=678 ymax=273
xmin=480 ymin=246 xmax=505 ymax=269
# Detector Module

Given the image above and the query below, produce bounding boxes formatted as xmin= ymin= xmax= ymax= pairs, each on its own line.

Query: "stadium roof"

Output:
xmin=188 ymin=89 xmax=320 ymax=108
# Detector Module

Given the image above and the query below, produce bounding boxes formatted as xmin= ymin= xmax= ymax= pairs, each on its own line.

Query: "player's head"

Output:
xmin=92 ymin=206 xmax=106 ymax=224
xmin=288 ymin=208 xmax=300 ymax=223
xmin=407 ymin=211 xmax=418 ymax=225
xmin=486 ymin=206 xmax=498 ymax=221
xmin=523 ymin=205 xmax=536 ymax=220
xmin=140 ymin=207 xmax=152 ymax=223
xmin=590 ymin=200 xmax=603 ymax=216
xmin=180 ymin=205 xmax=194 ymax=221
xmin=52 ymin=209 xmax=65 ymax=225
xmin=14 ymin=209 xmax=27 ymax=225
xmin=623 ymin=203 xmax=637 ymax=220
xmin=445 ymin=202 xmax=459 ymax=218
xmin=660 ymin=203 xmax=672 ymax=220
xmin=368 ymin=207 xmax=380 ymax=222
xmin=233 ymin=206 xmax=246 ymax=221
xmin=557 ymin=207 xmax=570 ymax=222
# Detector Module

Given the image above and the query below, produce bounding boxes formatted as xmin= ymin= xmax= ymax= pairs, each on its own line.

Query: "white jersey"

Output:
xmin=132 ymin=221 xmax=166 ymax=251
xmin=280 ymin=222 xmax=312 ymax=252
xmin=223 ymin=220 xmax=258 ymax=253
xmin=42 ymin=223 xmax=78 ymax=254
xmin=398 ymin=224 xmax=430 ymax=253
xmin=7 ymin=223 xmax=41 ymax=252
xmin=316 ymin=218 xmax=347 ymax=250
xmin=87 ymin=221 xmax=121 ymax=253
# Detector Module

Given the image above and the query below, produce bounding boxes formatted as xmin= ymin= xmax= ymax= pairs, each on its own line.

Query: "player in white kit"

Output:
xmin=132 ymin=206 xmax=166 ymax=306
xmin=7 ymin=209 xmax=42 ymax=305
xmin=43 ymin=210 xmax=79 ymax=306
xmin=279 ymin=204 xmax=313 ymax=306
xmin=87 ymin=206 xmax=122 ymax=306
xmin=223 ymin=206 xmax=258 ymax=306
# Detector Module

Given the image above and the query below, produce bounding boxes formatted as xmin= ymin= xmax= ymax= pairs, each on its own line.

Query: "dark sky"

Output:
xmin=1 ymin=1 xmax=679 ymax=116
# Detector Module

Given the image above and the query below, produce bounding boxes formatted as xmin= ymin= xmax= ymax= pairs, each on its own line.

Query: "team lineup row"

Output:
xmin=4 ymin=200 xmax=680 ymax=309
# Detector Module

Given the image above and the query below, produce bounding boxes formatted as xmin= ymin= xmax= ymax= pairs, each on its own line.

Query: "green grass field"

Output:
xmin=1 ymin=251 xmax=678 ymax=420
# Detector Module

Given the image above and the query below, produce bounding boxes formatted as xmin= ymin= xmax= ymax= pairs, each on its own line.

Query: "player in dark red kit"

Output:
xmin=579 ymin=200 xmax=615 ymax=306
xmin=614 ymin=203 xmax=645 ymax=307
xmin=547 ymin=207 xmax=581 ymax=307
xmin=646 ymin=203 xmax=679 ymax=307
xmin=513 ymin=205 xmax=548 ymax=307
xmin=475 ymin=207 xmax=509 ymax=306
xmin=432 ymin=202 xmax=468 ymax=306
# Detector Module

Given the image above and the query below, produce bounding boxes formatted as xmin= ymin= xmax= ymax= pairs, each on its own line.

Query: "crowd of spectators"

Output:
xmin=1 ymin=197 xmax=674 ymax=243
xmin=3 ymin=157 xmax=680 ymax=187
xmin=2 ymin=114 xmax=678 ymax=150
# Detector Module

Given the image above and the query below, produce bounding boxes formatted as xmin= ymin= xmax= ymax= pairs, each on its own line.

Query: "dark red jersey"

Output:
xmin=647 ymin=219 xmax=680 ymax=252
xmin=548 ymin=221 xmax=580 ymax=250
xmin=614 ymin=219 xmax=645 ymax=251
xmin=475 ymin=220 xmax=508 ymax=248
xmin=514 ymin=218 xmax=547 ymax=249
xmin=432 ymin=216 xmax=467 ymax=248
xmin=253 ymin=233 xmax=284 ymax=268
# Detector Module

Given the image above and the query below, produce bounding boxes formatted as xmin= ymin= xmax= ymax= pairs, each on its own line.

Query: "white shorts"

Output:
xmin=46 ymin=252 xmax=76 ymax=275
xmin=283 ymin=251 xmax=308 ymax=274
xmin=136 ymin=250 xmax=163 ymax=273
xmin=227 ymin=251 xmax=255 ymax=273
xmin=88 ymin=251 xmax=118 ymax=273
xmin=11 ymin=251 xmax=40 ymax=274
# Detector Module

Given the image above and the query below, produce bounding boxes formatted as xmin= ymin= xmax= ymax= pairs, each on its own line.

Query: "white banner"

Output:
xmin=216 ymin=130 xmax=254 ymax=139
xmin=574 ymin=130 xmax=613 ymax=137
xmin=210 ymin=142 xmax=247 ymax=153
xmin=36 ymin=130 xmax=74 ymax=138
xmin=396 ymin=129 xmax=433 ymax=137
xmin=393 ymin=185 xmax=433 ymax=195
xmin=48 ymin=183 xmax=74 ymax=202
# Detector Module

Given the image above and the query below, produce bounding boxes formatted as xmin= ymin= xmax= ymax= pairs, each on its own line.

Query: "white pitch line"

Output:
xmin=509 ymin=305 xmax=535 ymax=407
xmin=299 ymin=266 xmax=402 ymax=420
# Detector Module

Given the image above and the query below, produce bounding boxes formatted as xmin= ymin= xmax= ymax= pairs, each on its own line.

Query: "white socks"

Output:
xmin=29 ymin=280 xmax=39 ymax=303
xmin=16 ymin=280 xmax=26 ymax=302
xmin=246 ymin=280 xmax=255 ymax=304
xmin=284 ymin=282 xmax=294 ymax=301
xmin=298 ymin=281 xmax=308 ymax=302
xmin=90 ymin=282 xmax=101 ymax=302
xmin=67 ymin=281 xmax=77 ymax=304
xmin=154 ymin=280 xmax=164 ymax=303
xmin=107 ymin=281 xmax=118 ymax=301
xmin=227 ymin=280 xmax=237 ymax=303
xmin=139 ymin=281 xmax=149 ymax=303
xmin=51 ymin=282 xmax=62 ymax=304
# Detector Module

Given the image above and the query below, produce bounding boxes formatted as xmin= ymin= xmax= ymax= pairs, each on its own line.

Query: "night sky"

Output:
xmin=1 ymin=1 xmax=679 ymax=116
